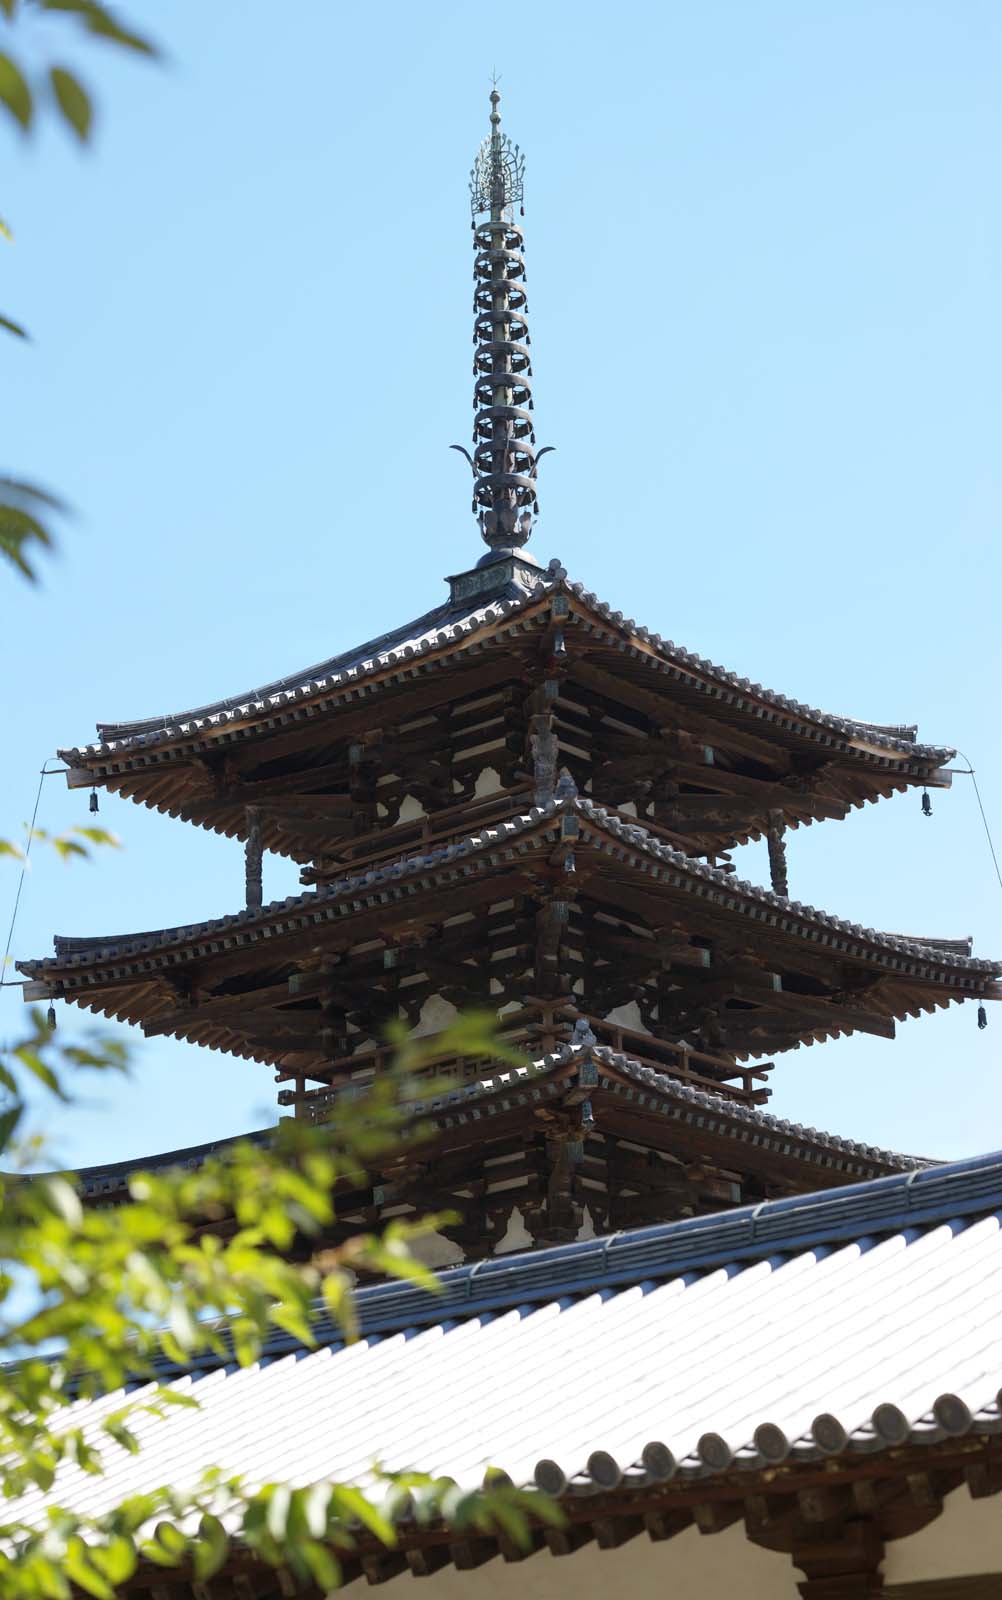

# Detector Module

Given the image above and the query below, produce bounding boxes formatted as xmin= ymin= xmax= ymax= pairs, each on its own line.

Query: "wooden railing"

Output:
xmin=280 ymin=999 xmax=773 ymax=1123
xmin=302 ymin=784 xmax=536 ymax=883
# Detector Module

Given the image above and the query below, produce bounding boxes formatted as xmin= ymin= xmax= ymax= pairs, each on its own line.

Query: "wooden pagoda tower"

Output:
xmin=19 ymin=92 xmax=1001 ymax=1256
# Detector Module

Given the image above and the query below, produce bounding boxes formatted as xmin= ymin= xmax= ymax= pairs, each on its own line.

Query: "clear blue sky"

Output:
xmin=3 ymin=0 xmax=1000 ymax=1169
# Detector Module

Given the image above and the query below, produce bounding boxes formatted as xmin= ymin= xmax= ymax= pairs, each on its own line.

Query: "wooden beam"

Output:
xmin=571 ymin=657 xmax=795 ymax=771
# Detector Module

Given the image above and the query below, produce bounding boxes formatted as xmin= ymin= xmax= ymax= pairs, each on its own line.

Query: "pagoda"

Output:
xmin=19 ymin=91 xmax=1001 ymax=1256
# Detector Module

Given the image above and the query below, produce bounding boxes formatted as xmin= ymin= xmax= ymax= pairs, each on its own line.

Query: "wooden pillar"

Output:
xmin=524 ymin=1132 xmax=584 ymax=1247
xmin=527 ymin=678 xmax=560 ymax=806
xmin=767 ymin=809 xmax=789 ymax=898
xmin=535 ymin=897 xmax=569 ymax=996
xmin=245 ymin=806 xmax=263 ymax=910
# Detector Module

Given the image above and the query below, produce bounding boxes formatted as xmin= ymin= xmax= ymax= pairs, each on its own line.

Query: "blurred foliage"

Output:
xmin=0 ymin=1 xmax=157 ymax=581
xmin=0 ymin=8 xmax=561 ymax=1591
xmin=0 ymin=1010 xmax=555 ymax=1596
xmin=0 ymin=824 xmax=118 ymax=867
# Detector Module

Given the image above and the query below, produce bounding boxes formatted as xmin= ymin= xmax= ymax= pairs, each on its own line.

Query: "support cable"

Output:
xmin=954 ymin=753 xmax=1002 ymax=896
xmin=1 ymin=766 xmax=66 ymax=985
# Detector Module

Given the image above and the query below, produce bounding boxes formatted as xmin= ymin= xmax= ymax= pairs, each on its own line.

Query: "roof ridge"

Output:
xmin=58 ymin=570 xmax=953 ymax=766
xmin=139 ymin=1148 xmax=1002 ymax=1380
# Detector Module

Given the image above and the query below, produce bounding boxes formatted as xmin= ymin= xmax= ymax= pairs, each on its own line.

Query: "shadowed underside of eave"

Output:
xmin=19 ymin=800 xmax=999 ymax=1081
xmin=56 ymin=581 xmax=955 ymax=862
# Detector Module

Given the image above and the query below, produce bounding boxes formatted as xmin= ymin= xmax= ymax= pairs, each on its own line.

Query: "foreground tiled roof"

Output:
xmin=59 ymin=562 xmax=953 ymax=766
xmin=20 ymin=796 xmax=997 ymax=986
xmin=12 ymin=1151 xmax=1002 ymax=1530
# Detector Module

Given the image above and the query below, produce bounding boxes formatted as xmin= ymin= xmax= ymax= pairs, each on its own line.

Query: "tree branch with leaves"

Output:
xmin=0 ymin=0 xmax=157 ymax=579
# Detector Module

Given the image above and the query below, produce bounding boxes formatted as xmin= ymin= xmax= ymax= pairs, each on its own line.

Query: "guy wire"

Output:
xmin=1 ymin=766 xmax=64 ymax=986
xmin=955 ymin=752 xmax=1002 ymax=896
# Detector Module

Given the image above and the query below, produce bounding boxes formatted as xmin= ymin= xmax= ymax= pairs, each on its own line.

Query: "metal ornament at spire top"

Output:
xmin=461 ymin=88 xmax=549 ymax=562
xmin=470 ymin=87 xmax=525 ymax=218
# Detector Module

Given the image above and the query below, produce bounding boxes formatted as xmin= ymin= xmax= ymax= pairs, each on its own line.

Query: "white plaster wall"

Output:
xmin=474 ymin=767 xmax=503 ymax=798
xmin=397 ymin=794 xmax=427 ymax=824
xmin=602 ymin=1000 xmax=649 ymax=1034
xmin=406 ymin=1231 xmax=464 ymax=1270
xmin=883 ymin=1483 xmax=1002 ymax=1581
xmin=410 ymin=994 xmax=460 ymax=1039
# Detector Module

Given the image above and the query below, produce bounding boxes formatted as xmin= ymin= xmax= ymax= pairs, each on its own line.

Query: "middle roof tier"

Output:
xmin=20 ymin=794 xmax=999 ymax=1089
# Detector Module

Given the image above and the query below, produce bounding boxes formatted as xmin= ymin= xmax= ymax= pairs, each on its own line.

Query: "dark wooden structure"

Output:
xmin=17 ymin=91 xmax=1001 ymax=1253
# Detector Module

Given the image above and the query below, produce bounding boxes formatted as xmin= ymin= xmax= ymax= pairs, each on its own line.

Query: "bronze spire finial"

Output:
xmin=464 ymin=88 xmax=542 ymax=559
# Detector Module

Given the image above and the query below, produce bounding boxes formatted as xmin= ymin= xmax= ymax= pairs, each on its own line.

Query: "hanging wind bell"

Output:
xmin=978 ymin=1003 xmax=988 ymax=1030
xmin=921 ymin=789 xmax=932 ymax=817
xmin=89 ymin=788 xmax=99 ymax=814
xmin=47 ymin=1004 xmax=56 ymax=1030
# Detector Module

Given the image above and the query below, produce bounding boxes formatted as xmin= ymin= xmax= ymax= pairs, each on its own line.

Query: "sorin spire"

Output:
xmin=466 ymin=88 xmax=545 ymax=559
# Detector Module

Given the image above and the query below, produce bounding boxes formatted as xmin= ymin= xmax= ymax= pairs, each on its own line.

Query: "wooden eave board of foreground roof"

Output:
xmin=157 ymin=1436 xmax=999 ymax=1596
xmin=57 ymin=576 xmax=954 ymax=860
xmin=20 ymin=799 xmax=999 ymax=1078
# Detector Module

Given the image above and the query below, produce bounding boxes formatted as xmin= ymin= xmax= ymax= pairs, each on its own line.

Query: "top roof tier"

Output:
xmin=57 ymin=92 xmax=953 ymax=865
xmin=59 ymin=562 xmax=953 ymax=868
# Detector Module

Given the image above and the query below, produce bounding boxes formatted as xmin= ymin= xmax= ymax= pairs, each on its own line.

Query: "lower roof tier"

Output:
xmin=20 ymin=794 xmax=1000 ymax=1078
xmin=71 ymin=1040 xmax=924 ymax=1254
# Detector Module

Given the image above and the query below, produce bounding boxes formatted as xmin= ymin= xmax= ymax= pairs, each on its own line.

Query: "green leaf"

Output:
xmin=15 ymin=1046 xmax=69 ymax=1100
xmin=39 ymin=1 xmax=158 ymax=56
xmin=192 ymin=1514 xmax=228 ymax=1580
xmin=104 ymin=1417 xmax=140 ymax=1453
xmin=265 ymin=1483 xmax=291 ymax=1541
xmin=0 ymin=313 xmax=26 ymax=339
xmin=39 ymin=1175 xmax=83 ymax=1226
xmin=0 ymin=1103 xmax=24 ymax=1153
xmin=50 ymin=67 xmax=92 ymax=140
xmin=0 ymin=476 xmax=67 ymax=511
xmin=301 ymin=1540 xmax=341 ymax=1592
xmin=63 ymin=1538 xmax=114 ymax=1600
xmin=72 ymin=827 xmax=120 ymax=848
xmin=152 ymin=1521 xmax=187 ymax=1559
xmin=94 ymin=1536 xmax=136 ymax=1585
xmin=329 ymin=1485 xmax=396 ymax=1546
xmin=322 ymin=1270 xmax=358 ymax=1343
xmin=0 ymin=52 xmax=32 ymax=131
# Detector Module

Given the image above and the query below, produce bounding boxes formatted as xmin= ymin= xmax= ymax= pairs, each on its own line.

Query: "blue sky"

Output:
xmin=3 ymin=0 xmax=1000 ymax=1169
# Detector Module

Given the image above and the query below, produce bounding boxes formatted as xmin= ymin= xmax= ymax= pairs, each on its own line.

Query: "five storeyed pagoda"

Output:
xmin=18 ymin=91 xmax=1001 ymax=1258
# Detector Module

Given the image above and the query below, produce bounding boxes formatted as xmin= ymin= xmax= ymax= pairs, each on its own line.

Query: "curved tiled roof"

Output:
xmin=20 ymin=795 xmax=997 ymax=985
xmin=9 ymin=1151 xmax=1002 ymax=1536
xmin=404 ymin=1041 xmax=925 ymax=1176
xmin=59 ymin=561 xmax=953 ymax=767
xmin=72 ymin=1039 xmax=918 ymax=1201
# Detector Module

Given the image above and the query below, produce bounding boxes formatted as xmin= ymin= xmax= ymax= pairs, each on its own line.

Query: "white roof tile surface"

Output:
xmin=10 ymin=1161 xmax=1002 ymax=1530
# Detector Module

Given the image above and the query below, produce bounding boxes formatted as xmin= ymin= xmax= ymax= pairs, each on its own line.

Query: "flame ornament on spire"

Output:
xmin=466 ymin=89 xmax=545 ymax=559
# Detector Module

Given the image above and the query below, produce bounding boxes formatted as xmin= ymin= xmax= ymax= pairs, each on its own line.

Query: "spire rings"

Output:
xmin=474 ymin=310 xmax=531 ymax=342
xmin=474 ymin=341 xmax=532 ymax=376
xmin=474 ymin=373 xmax=533 ymax=409
xmin=467 ymin=89 xmax=541 ymax=553
xmin=474 ymin=280 xmax=527 ymax=311
xmin=473 ymin=404 xmax=534 ymax=440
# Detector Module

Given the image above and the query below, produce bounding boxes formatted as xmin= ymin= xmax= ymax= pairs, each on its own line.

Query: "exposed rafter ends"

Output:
xmin=53 ymin=576 xmax=955 ymax=877
xmin=18 ymin=797 xmax=1000 ymax=1090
